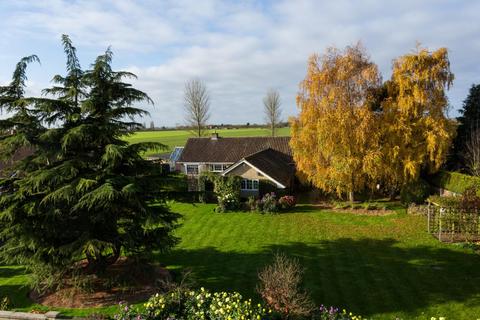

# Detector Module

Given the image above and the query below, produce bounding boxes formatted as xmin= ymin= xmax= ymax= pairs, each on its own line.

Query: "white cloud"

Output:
xmin=1 ymin=0 xmax=479 ymax=126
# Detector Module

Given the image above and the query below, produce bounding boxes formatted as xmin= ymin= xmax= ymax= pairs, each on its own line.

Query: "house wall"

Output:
xmin=178 ymin=163 xmax=233 ymax=175
xmin=226 ymin=163 xmax=265 ymax=179
xmin=225 ymin=163 xmax=275 ymax=198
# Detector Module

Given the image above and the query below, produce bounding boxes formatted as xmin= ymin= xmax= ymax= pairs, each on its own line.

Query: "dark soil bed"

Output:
xmin=30 ymin=257 xmax=170 ymax=308
xmin=314 ymin=202 xmax=395 ymax=216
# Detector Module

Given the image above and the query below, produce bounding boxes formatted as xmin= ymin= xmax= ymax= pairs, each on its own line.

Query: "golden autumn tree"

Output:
xmin=290 ymin=44 xmax=382 ymax=202
xmin=379 ymin=46 xmax=456 ymax=192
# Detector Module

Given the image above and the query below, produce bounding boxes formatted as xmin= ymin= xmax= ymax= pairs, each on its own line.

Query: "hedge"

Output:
xmin=429 ymin=170 xmax=480 ymax=194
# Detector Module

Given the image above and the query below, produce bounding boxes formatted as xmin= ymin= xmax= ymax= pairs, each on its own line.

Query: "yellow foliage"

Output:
xmin=380 ymin=46 xmax=456 ymax=188
xmin=290 ymin=43 xmax=382 ymax=200
xmin=291 ymin=44 xmax=456 ymax=199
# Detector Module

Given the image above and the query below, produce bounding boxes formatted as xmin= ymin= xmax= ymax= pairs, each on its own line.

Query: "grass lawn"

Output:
xmin=3 ymin=202 xmax=480 ymax=319
xmin=124 ymin=127 xmax=290 ymax=156
xmin=156 ymin=202 xmax=480 ymax=320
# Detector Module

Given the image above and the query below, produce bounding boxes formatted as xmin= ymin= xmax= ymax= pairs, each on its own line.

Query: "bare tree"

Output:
xmin=184 ymin=79 xmax=210 ymax=137
xmin=465 ymin=129 xmax=480 ymax=176
xmin=263 ymin=89 xmax=282 ymax=137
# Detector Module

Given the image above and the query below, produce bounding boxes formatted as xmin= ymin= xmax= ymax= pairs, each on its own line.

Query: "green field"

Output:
xmin=124 ymin=127 xmax=290 ymax=156
xmin=2 ymin=202 xmax=480 ymax=318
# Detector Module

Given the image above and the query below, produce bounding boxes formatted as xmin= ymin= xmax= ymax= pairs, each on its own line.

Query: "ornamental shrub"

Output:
xmin=258 ymin=253 xmax=314 ymax=318
xmin=210 ymin=175 xmax=241 ymax=212
xmin=114 ymin=303 xmax=142 ymax=320
xmin=247 ymin=196 xmax=258 ymax=212
xmin=427 ymin=195 xmax=461 ymax=208
xmin=400 ymin=178 xmax=431 ymax=205
xmin=261 ymin=192 xmax=279 ymax=213
xmin=278 ymin=195 xmax=296 ymax=210
xmin=459 ymin=186 xmax=480 ymax=213
xmin=311 ymin=305 xmax=363 ymax=320
xmin=138 ymin=288 xmax=269 ymax=320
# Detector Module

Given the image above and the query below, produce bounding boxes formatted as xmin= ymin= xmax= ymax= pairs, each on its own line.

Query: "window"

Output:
xmin=186 ymin=164 xmax=199 ymax=175
xmin=222 ymin=164 xmax=229 ymax=171
xmin=209 ymin=163 xmax=229 ymax=172
xmin=241 ymin=179 xmax=259 ymax=190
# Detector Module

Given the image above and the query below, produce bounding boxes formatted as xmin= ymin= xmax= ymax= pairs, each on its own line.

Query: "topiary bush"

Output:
xmin=400 ymin=178 xmax=431 ymax=205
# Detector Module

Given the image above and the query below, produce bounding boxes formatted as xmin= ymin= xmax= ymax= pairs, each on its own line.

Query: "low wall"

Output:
xmin=0 ymin=311 xmax=67 ymax=320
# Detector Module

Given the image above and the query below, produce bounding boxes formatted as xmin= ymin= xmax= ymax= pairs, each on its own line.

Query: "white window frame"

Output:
xmin=185 ymin=164 xmax=199 ymax=175
xmin=209 ymin=163 xmax=224 ymax=172
xmin=208 ymin=163 xmax=231 ymax=172
xmin=241 ymin=179 xmax=259 ymax=191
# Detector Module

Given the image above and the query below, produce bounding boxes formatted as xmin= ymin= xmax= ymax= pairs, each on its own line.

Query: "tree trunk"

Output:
xmin=85 ymin=244 xmax=121 ymax=273
xmin=389 ymin=186 xmax=397 ymax=201
xmin=348 ymin=191 xmax=354 ymax=203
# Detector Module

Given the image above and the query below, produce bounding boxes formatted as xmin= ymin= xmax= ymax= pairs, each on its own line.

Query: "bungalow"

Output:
xmin=177 ymin=133 xmax=295 ymax=197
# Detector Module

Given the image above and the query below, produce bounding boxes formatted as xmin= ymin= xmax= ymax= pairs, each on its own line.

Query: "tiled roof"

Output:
xmin=244 ymin=148 xmax=294 ymax=187
xmin=178 ymin=136 xmax=291 ymax=163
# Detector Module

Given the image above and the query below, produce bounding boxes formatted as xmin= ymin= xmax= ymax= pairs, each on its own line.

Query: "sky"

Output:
xmin=0 ymin=0 xmax=479 ymax=127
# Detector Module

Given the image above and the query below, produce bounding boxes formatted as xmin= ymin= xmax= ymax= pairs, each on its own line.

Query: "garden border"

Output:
xmin=0 ymin=311 xmax=66 ymax=320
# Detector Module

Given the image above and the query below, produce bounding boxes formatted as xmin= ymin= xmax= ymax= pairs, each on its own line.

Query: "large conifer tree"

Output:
xmin=0 ymin=36 xmax=179 ymax=289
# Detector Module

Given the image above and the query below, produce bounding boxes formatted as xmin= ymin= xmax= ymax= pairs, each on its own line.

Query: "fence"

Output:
xmin=427 ymin=203 xmax=480 ymax=242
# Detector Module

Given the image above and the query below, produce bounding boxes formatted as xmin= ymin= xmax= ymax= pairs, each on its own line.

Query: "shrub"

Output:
xmin=261 ymin=192 xmax=279 ymax=213
xmin=210 ymin=175 xmax=241 ymax=212
xmin=459 ymin=186 xmax=480 ymax=212
xmin=257 ymin=253 xmax=314 ymax=318
xmin=247 ymin=196 xmax=258 ymax=212
xmin=278 ymin=195 xmax=296 ymax=210
xmin=400 ymin=178 xmax=431 ymax=205
xmin=140 ymin=288 xmax=269 ymax=320
xmin=361 ymin=202 xmax=380 ymax=210
xmin=332 ymin=201 xmax=350 ymax=210
xmin=312 ymin=305 xmax=363 ymax=320
xmin=427 ymin=188 xmax=480 ymax=214
xmin=114 ymin=303 xmax=141 ymax=320
xmin=407 ymin=203 xmax=429 ymax=215
xmin=427 ymin=195 xmax=461 ymax=208
xmin=429 ymin=170 xmax=480 ymax=195
xmin=216 ymin=192 xmax=240 ymax=213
